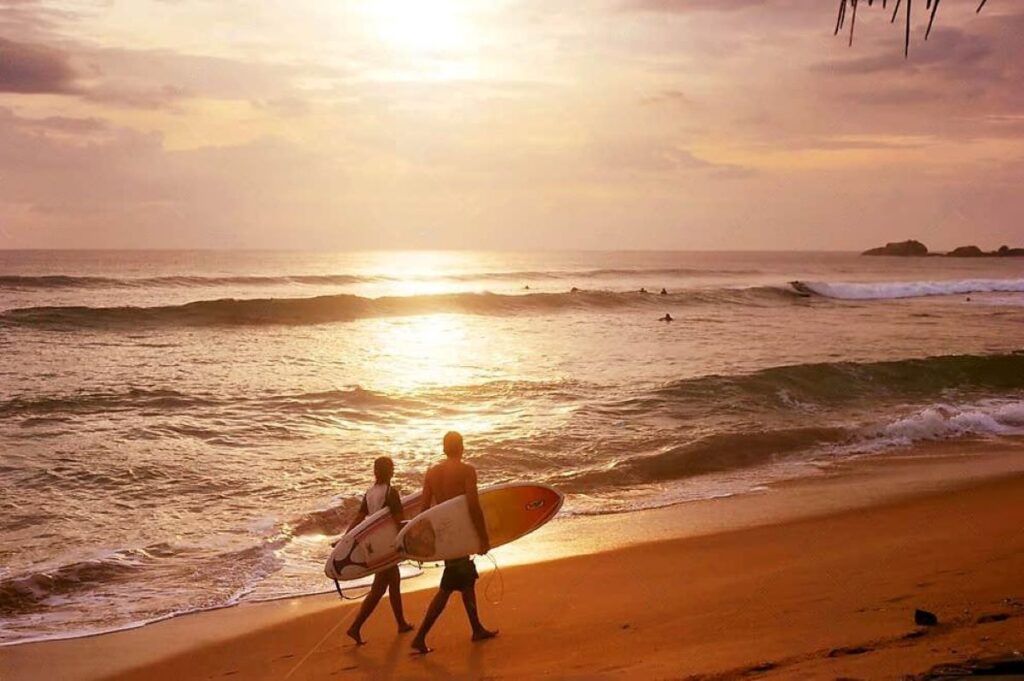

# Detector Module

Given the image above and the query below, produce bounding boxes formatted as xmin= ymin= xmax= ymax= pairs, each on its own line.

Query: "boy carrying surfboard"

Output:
xmin=344 ymin=456 xmax=415 ymax=645
xmin=410 ymin=431 xmax=498 ymax=655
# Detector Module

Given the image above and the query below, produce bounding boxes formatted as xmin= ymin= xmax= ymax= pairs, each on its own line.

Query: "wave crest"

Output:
xmin=644 ymin=352 xmax=1024 ymax=411
xmin=795 ymin=278 xmax=1024 ymax=300
xmin=0 ymin=287 xmax=797 ymax=329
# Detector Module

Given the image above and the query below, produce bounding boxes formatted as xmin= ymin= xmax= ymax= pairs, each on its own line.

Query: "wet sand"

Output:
xmin=3 ymin=445 xmax=1024 ymax=680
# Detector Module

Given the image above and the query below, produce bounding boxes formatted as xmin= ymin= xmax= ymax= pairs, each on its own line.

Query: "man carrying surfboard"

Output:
xmin=410 ymin=431 xmax=498 ymax=654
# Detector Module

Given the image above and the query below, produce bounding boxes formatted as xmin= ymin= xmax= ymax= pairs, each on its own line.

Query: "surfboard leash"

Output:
xmin=332 ymin=578 xmax=372 ymax=601
xmin=480 ymin=553 xmax=505 ymax=606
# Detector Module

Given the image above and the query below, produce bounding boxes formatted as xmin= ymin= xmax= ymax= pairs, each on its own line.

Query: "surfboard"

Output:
xmin=395 ymin=483 xmax=563 ymax=561
xmin=325 ymin=491 xmax=424 ymax=582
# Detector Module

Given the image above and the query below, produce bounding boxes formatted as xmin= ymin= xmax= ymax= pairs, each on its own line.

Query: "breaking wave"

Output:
xmin=0 ymin=287 xmax=799 ymax=329
xmin=845 ymin=400 xmax=1024 ymax=453
xmin=794 ymin=278 xmax=1024 ymax=300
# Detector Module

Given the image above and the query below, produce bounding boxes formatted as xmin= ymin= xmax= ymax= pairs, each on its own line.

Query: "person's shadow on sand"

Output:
xmin=338 ymin=628 xmax=485 ymax=680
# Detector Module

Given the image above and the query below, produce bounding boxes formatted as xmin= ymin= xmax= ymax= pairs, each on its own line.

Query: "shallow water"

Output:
xmin=2 ymin=250 xmax=1023 ymax=643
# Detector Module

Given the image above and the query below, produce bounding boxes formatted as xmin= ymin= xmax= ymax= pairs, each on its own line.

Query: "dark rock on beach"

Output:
xmin=914 ymin=654 xmax=1024 ymax=679
xmin=975 ymin=612 xmax=1010 ymax=624
xmin=828 ymin=645 xmax=872 ymax=657
xmin=914 ymin=608 xmax=939 ymax=626
xmin=862 ymin=240 xmax=929 ymax=256
xmin=946 ymin=245 xmax=986 ymax=257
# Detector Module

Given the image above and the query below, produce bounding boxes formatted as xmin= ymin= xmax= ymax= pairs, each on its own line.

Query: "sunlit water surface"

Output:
xmin=2 ymin=250 xmax=1024 ymax=642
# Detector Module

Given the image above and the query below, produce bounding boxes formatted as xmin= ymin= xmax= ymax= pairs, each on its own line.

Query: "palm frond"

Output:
xmin=835 ymin=0 xmax=988 ymax=57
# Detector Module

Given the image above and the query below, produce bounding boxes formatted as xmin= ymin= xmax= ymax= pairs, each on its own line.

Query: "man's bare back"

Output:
xmin=423 ymin=459 xmax=477 ymax=507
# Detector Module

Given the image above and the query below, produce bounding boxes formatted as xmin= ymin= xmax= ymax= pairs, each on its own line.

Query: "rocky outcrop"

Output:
xmin=945 ymin=244 xmax=1024 ymax=257
xmin=862 ymin=240 xmax=929 ymax=256
xmin=862 ymin=241 xmax=1024 ymax=257
xmin=947 ymin=245 xmax=985 ymax=257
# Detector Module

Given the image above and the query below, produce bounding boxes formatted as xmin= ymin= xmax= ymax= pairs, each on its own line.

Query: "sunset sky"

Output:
xmin=1 ymin=0 xmax=1022 ymax=250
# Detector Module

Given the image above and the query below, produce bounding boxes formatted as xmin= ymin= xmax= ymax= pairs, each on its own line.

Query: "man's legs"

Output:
xmin=410 ymin=587 xmax=452 ymax=654
xmin=460 ymin=586 xmax=498 ymax=641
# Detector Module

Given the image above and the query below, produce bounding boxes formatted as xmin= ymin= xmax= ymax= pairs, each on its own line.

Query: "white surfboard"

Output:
xmin=325 ymin=491 xmax=424 ymax=581
xmin=395 ymin=483 xmax=563 ymax=561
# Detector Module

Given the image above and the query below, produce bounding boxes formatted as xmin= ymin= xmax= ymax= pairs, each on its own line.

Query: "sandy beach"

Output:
xmin=4 ymin=444 xmax=1023 ymax=681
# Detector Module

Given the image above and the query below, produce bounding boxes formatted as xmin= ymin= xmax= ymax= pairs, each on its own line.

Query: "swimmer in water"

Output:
xmin=660 ymin=313 xmax=673 ymax=322
xmin=660 ymin=288 xmax=668 ymax=295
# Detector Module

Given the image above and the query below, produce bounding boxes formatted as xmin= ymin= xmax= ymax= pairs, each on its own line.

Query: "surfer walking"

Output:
xmin=344 ymin=456 xmax=415 ymax=645
xmin=410 ymin=431 xmax=498 ymax=654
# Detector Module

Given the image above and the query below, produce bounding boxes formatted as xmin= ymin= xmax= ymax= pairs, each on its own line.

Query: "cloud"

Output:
xmin=814 ymin=26 xmax=993 ymax=77
xmin=0 ymin=0 xmax=80 ymax=40
xmin=80 ymin=83 xmax=190 ymax=111
xmin=0 ymin=36 xmax=78 ymax=93
xmin=624 ymin=0 xmax=767 ymax=13
xmin=588 ymin=136 xmax=752 ymax=178
xmin=8 ymin=112 xmax=109 ymax=134
xmin=0 ymin=0 xmax=1022 ymax=249
xmin=250 ymin=96 xmax=311 ymax=118
xmin=0 ymin=105 xmax=352 ymax=247
xmin=641 ymin=89 xmax=695 ymax=107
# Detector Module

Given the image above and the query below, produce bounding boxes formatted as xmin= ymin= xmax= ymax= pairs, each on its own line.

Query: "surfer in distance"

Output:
xmin=660 ymin=288 xmax=668 ymax=295
xmin=344 ymin=456 xmax=415 ymax=645
xmin=660 ymin=313 xmax=673 ymax=322
xmin=410 ymin=431 xmax=498 ymax=654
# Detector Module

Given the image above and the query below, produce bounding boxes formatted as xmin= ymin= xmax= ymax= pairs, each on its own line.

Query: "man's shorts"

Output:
xmin=440 ymin=557 xmax=478 ymax=591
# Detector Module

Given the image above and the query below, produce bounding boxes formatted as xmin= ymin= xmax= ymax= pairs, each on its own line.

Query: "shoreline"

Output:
xmin=7 ymin=437 xmax=1024 ymax=648
xmin=3 ymin=439 xmax=1024 ymax=679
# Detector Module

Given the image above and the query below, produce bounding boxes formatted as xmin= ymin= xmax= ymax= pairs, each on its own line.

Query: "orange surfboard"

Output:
xmin=396 ymin=483 xmax=563 ymax=561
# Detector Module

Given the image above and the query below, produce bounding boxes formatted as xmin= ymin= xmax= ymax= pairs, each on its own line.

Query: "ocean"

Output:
xmin=1 ymin=249 xmax=1023 ymax=645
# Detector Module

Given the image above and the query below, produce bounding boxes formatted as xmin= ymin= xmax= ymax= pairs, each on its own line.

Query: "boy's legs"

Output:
xmin=384 ymin=565 xmax=414 ymax=632
xmin=347 ymin=572 xmax=389 ymax=645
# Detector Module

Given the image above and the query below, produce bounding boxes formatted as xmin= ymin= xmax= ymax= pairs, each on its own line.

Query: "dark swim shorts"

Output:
xmin=440 ymin=557 xmax=478 ymax=591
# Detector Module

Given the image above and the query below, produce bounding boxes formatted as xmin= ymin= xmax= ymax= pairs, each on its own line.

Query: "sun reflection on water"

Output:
xmin=378 ymin=313 xmax=473 ymax=391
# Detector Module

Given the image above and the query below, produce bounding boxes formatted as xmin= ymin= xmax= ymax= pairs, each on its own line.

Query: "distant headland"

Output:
xmin=862 ymin=240 xmax=1024 ymax=257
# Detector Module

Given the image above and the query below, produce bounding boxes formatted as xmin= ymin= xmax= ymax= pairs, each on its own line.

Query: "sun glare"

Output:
xmin=377 ymin=314 xmax=473 ymax=392
xmin=363 ymin=0 xmax=472 ymax=55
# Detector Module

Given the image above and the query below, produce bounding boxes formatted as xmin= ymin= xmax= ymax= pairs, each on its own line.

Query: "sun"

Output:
xmin=363 ymin=0 xmax=472 ymax=55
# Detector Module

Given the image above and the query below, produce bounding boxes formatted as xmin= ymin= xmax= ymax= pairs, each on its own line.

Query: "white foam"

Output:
xmin=800 ymin=278 xmax=1024 ymax=300
xmin=847 ymin=399 xmax=1024 ymax=453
